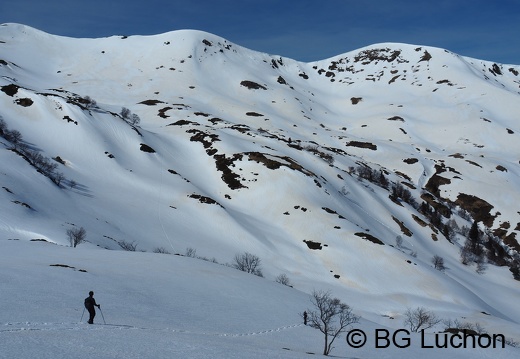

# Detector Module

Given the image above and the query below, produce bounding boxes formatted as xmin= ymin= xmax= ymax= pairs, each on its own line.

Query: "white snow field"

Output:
xmin=0 ymin=239 xmax=518 ymax=359
xmin=1 ymin=23 xmax=520 ymax=357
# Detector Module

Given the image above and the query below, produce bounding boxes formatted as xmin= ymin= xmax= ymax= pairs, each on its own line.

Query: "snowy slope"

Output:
xmin=1 ymin=23 xmax=520 ymax=357
xmin=1 ymin=239 xmax=518 ymax=358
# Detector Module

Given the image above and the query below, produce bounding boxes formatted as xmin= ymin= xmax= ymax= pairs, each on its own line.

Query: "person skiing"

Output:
xmin=84 ymin=291 xmax=100 ymax=324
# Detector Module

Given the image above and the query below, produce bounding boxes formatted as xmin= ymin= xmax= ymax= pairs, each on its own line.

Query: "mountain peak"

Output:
xmin=1 ymin=25 xmax=520 ymax=339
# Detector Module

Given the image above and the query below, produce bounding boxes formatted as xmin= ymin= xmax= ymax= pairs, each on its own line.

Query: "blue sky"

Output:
xmin=1 ymin=0 xmax=519 ymax=65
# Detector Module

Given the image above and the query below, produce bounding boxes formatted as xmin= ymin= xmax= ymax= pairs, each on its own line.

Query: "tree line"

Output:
xmin=0 ymin=117 xmax=66 ymax=186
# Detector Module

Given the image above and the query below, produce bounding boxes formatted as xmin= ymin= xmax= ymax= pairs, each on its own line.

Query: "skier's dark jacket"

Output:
xmin=84 ymin=296 xmax=98 ymax=310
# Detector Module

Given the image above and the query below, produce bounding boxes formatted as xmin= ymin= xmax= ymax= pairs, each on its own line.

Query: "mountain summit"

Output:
xmin=1 ymin=23 xmax=520 ymax=338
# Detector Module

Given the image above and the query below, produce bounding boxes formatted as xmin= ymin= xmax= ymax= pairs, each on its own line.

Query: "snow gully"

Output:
xmin=421 ymin=330 xmax=505 ymax=349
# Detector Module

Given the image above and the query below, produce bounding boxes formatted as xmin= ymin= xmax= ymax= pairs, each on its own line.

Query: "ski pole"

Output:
xmin=99 ymin=307 xmax=106 ymax=325
xmin=80 ymin=307 xmax=85 ymax=322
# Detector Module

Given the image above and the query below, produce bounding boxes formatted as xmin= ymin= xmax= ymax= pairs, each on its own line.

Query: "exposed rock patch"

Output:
xmin=303 ymin=240 xmax=323 ymax=250
xmin=240 ymin=80 xmax=267 ymax=90
xmin=354 ymin=232 xmax=384 ymax=245
xmin=455 ymin=193 xmax=496 ymax=227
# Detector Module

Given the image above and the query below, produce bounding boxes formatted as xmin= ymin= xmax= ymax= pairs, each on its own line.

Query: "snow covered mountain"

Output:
xmin=1 ymin=23 xmax=520 ymax=357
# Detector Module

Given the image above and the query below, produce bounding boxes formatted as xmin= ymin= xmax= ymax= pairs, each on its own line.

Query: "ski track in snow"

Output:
xmin=0 ymin=321 xmax=304 ymax=337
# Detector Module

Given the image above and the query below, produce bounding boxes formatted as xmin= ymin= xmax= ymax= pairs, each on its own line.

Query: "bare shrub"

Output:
xmin=353 ymin=165 xmax=388 ymax=189
xmin=275 ymin=273 xmax=292 ymax=286
xmin=403 ymin=307 xmax=441 ymax=332
xmin=457 ymin=208 xmax=472 ymax=221
xmin=0 ymin=119 xmax=67 ymax=186
xmin=395 ymin=235 xmax=403 ymax=248
xmin=120 ymin=107 xmax=131 ymax=119
xmin=25 ymin=150 xmax=58 ymax=176
xmin=83 ymin=96 xmax=97 ymax=108
xmin=476 ymin=257 xmax=487 ymax=274
xmin=153 ymin=247 xmax=171 ymax=254
xmin=432 ymin=255 xmax=446 ymax=271
xmin=118 ymin=240 xmax=137 ymax=251
xmin=391 ymin=182 xmax=417 ymax=208
xmin=5 ymin=129 xmax=22 ymax=148
xmin=504 ymin=338 xmax=519 ymax=347
xmin=460 ymin=243 xmax=473 ymax=265
xmin=459 ymin=225 xmax=470 ymax=237
xmin=66 ymin=227 xmax=86 ymax=248
xmin=321 ymin=152 xmax=334 ymax=165
xmin=52 ymin=171 xmax=65 ymax=186
xmin=0 ymin=117 xmax=6 ymax=135
xmin=232 ymin=252 xmax=263 ymax=277
xmin=197 ymin=256 xmax=219 ymax=263
xmin=185 ymin=247 xmax=197 ymax=258
xmin=510 ymin=259 xmax=520 ymax=281
xmin=130 ymin=113 xmax=141 ymax=126
xmin=119 ymin=107 xmax=141 ymax=126
xmin=443 ymin=319 xmax=486 ymax=334
xmin=303 ymin=145 xmax=334 ymax=164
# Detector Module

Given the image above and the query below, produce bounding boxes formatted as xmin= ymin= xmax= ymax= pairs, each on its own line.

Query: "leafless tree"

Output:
xmin=432 ymin=255 xmax=446 ymax=271
xmin=118 ymin=240 xmax=138 ymax=251
xmin=185 ymin=247 xmax=197 ymax=258
xmin=232 ymin=252 xmax=263 ymax=277
xmin=443 ymin=318 xmax=489 ymax=337
xmin=153 ymin=247 xmax=171 ymax=254
xmin=6 ymin=129 xmax=22 ymax=148
xmin=305 ymin=290 xmax=360 ymax=356
xmin=403 ymin=307 xmax=441 ymax=332
xmin=52 ymin=172 xmax=65 ymax=186
xmin=460 ymin=242 xmax=473 ymax=265
xmin=67 ymin=227 xmax=86 ymax=248
xmin=395 ymin=235 xmax=403 ymax=248
xmin=476 ymin=256 xmax=487 ymax=274
xmin=0 ymin=117 xmax=6 ymax=135
xmin=130 ymin=113 xmax=141 ymax=126
xmin=120 ymin=107 xmax=131 ymax=119
xmin=275 ymin=273 xmax=291 ymax=286
xmin=83 ymin=96 xmax=97 ymax=109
